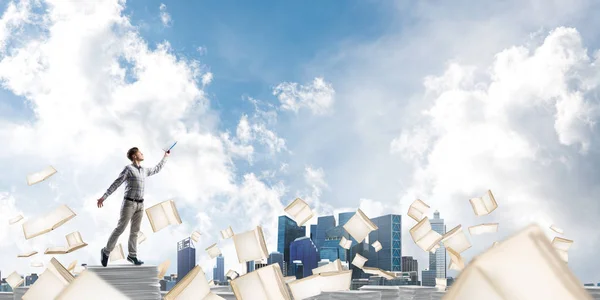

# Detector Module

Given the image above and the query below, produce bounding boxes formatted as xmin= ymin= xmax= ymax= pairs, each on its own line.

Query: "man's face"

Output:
xmin=135 ymin=150 xmax=144 ymax=161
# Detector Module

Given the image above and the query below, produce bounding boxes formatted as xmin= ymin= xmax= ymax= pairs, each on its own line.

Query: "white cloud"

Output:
xmin=273 ymin=77 xmax=335 ymax=115
xmin=159 ymin=3 xmax=171 ymax=27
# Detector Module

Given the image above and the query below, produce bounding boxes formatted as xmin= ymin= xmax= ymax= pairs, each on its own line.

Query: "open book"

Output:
xmin=435 ymin=278 xmax=447 ymax=291
xmin=109 ymin=243 xmax=125 ymax=261
xmin=45 ymin=231 xmax=88 ymax=254
xmin=284 ymin=198 xmax=314 ymax=227
xmin=17 ymin=251 xmax=38 ymax=258
xmin=469 ymin=190 xmax=498 ymax=216
xmin=9 ymin=214 xmax=23 ymax=224
xmin=339 ymin=236 xmax=352 ymax=250
xmin=221 ymin=226 xmax=234 ymax=239
xmin=226 ymin=270 xmax=239 ymax=280
xmin=22 ymin=204 xmax=76 ymax=239
xmin=362 ymin=267 xmax=395 ymax=280
xmin=408 ymin=199 xmax=430 ymax=222
xmin=191 ymin=230 xmax=201 ymax=242
xmin=550 ymin=224 xmax=564 ymax=234
xmin=552 ymin=237 xmax=573 ymax=263
xmin=410 ymin=217 xmax=443 ymax=252
xmin=469 ymin=223 xmax=499 ymax=235
xmin=6 ymin=271 xmax=24 ymax=289
xmin=312 ymin=259 xmax=342 ymax=275
xmin=138 ymin=231 xmax=147 ymax=244
xmin=447 ymin=247 xmax=465 ymax=271
xmin=206 ymin=243 xmax=222 ymax=259
xmin=27 ymin=166 xmax=57 ymax=186
xmin=164 ymin=265 xmax=223 ymax=300
xmin=288 ymin=270 xmax=352 ymax=300
xmin=351 ymin=253 xmax=368 ymax=268
xmin=443 ymin=224 xmax=591 ymax=300
xmin=342 ymin=209 xmax=378 ymax=243
xmin=22 ymin=257 xmax=75 ymax=300
xmin=230 ymin=263 xmax=291 ymax=300
xmin=232 ymin=226 xmax=269 ymax=263
xmin=372 ymin=240 xmax=382 ymax=252
xmin=31 ymin=261 xmax=44 ymax=268
xmin=158 ymin=260 xmax=171 ymax=279
xmin=145 ymin=200 xmax=182 ymax=233
xmin=55 ymin=269 xmax=128 ymax=300
xmin=442 ymin=225 xmax=472 ymax=253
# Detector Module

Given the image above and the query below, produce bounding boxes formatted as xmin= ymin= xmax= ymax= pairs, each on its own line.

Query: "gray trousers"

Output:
xmin=103 ymin=199 xmax=144 ymax=258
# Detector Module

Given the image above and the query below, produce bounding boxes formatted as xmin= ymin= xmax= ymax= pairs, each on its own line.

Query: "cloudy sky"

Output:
xmin=1 ymin=0 xmax=600 ymax=285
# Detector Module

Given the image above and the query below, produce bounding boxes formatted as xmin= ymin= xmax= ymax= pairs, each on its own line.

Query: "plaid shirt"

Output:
xmin=102 ymin=157 xmax=168 ymax=200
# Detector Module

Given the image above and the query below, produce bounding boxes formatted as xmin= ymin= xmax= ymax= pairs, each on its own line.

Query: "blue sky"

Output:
xmin=1 ymin=0 xmax=600 ymax=289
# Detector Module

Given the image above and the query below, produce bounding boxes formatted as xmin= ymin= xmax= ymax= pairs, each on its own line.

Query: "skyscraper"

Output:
xmin=310 ymin=224 xmax=317 ymax=242
xmin=277 ymin=215 xmax=306 ymax=275
xmin=402 ymin=256 xmax=419 ymax=273
xmin=430 ymin=211 xmax=447 ymax=279
xmin=315 ymin=216 xmax=336 ymax=250
xmin=177 ymin=237 xmax=196 ymax=283
xmin=246 ymin=261 xmax=255 ymax=273
xmin=212 ymin=254 xmax=224 ymax=283
xmin=320 ymin=225 xmax=349 ymax=262
xmin=366 ymin=214 xmax=402 ymax=272
xmin=290 ymin=237 xmax=319 ymax=278
xmin=267 ymin=252 xmax=284 ymax=272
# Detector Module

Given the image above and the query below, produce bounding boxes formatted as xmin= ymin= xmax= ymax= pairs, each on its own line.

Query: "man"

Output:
xmin=97 ymin=147 xmax=169 ymax=267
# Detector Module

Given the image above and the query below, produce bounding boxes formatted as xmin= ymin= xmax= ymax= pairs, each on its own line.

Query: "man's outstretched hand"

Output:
xmin=97 ymin=197 xmax=105 ymax=208
xmin=164 ymin=150 xmax=171 ymax=157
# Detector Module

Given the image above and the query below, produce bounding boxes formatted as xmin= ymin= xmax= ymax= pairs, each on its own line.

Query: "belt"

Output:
xmin=125 ymin=197 xmax=144 ymax=203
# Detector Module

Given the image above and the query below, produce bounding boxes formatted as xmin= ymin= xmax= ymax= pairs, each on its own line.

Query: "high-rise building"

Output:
xmin=422 ymin=269 xmax=436 ymax=286
xmin=25 ymin=273 xmax=38 ymax=286
xmin=177 ymin=237 xmax=196 ymax=283
xmin=366 ymin=214 xmax=402 ymax=272
xmin=267 ymin=252 xmax=284 ymax=272
xmin=315 ymin=216 xmax=336 ymax=250
xmin=310 ymin=224 xmax=317 ymax=242
xmin=350 ymin=241 xmax=370 ymax=279
xmin=290 ymin=237 xmax=319 ymax=278
xmin=246 ymin=261 xmax=255 ymax=273
xmin=402 ymin=256 xmax=419 ymax=273
xmin=255 ymin=263 xmax=268 ymax=269
xmin=320 ymin=225 xmax=349 ymax=262
xmin=212 ymin=254 xmax=224 ymax=283
xmin=277 ymin=215 xmax=306 ymax=275
xmin=430 ymin=211 xmax=446 ymax=279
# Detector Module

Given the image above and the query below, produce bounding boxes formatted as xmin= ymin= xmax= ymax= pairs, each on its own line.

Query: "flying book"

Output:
xmin=468 ymin=223 xmax=499 ymax=235
xmin=31 ymin=261 xmax=44 ymax=268
xmin=22 ymin=257 xmax=75 ymax=300
xmin=230 ymin=263 xmax=291 ymax=300
xmin=191 ymin=230 xmax=201 ymax=242
xmin=288 ymin=270 xmax=352 ymax=300
xmin=158 ymin=260 xmax=171 ymax=279
xmin=6 ymin=271 xmax=24 ymax=289
xmin=22 ymin=204 xmax=76 ymax=239
xmin=9 ymin=214 xmax=23 ymax=224
xmin=552 ymin=237 xmax=573 ymax=263
xmin=442 ymin=225 xmax=472 ymax=254
xmin=206 ymin=243 xmax=222 ymax=259
xmin=232 ymin=226 xmax=269 ymax=263
xmin=27 ymin=166 xmax=57 ymax=186
xmin=226 ymin=270 xmax=239 ymax=280
xmin=72 ymin=265 xmax=85 ymax=275
xmin=145 ymin=200 xmax=182 ymax=233
xmin=17 ymin=251 xmax=38 ymax=258
xmin=339 ymin=236 xmax=352 ymax=250
xmin=284 ymin=198 xmax=314 ymax=227
xmin=138 ymin=231 xmax=147 ymax=244
xmin=550 ymin=224 xmax=564 ymax=234
xmin=220 ymin=226 xmax=234 ymax=239
xmin=351 ymin=253 xmax=368 ymax=269
xmin=109 ymin=244 xmax=125 ymax=261
xmin=408 ymin=199 xmax=430 ymax=222
xmin=45 ymin=231 xmax=88 ymax=254
xmin=312 ymin=259 xmax=343 ymax=275
xmin=443 ymin=224 xmax=591 ymax=300
xmin=55 ymin=269 xmax=128 ymax=300
xmin=362 ymin=267 xmax=395 ymax=280
xmin=372 ymin=240 xmax=382 ymax=252
xmin=469 ymin=190 xmax=498 ymax=216
xmin=164 ymin=265 xmax=223 ymax=300
xmin=435 ymin=278 xmax=447 ymax=291
xmin=342 ymin=209 xmax=378 ymax=243
xmin=410 ymin=217 xmax=443 ymax=252
xmin=447 ymin=247 xmax=465 ymax=271
xmin=67 ymin=260 xmax=77 ymax=272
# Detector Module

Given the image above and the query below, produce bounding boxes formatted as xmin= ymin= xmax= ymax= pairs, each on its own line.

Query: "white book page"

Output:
xmin=175 ymin=269 xmax=211 ymax=300
xmin=257 ymin=265 xmax=288 ymax=300
xmin=56 ymin=270 xmax=128 ymax=300
xmin=146 ymin=204 xmax=169 ymax=232
xmin=233 ymin=229 xmax=264 ymax=263
xmin=288 ymin=275 xmax=322 ymax=300
xmin=231 ymin=271 xmax=269 ymax=300
xmin=22 ymin=269 xmax=67 ymax=300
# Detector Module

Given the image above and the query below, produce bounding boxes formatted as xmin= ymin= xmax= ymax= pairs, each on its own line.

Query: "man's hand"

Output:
xmin=97 ymin=197 xmax=105 ymax=208
xmin=164 ymin=150 xmax=170 ymax=157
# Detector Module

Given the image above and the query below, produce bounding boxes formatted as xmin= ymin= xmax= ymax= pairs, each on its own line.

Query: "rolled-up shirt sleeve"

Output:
xmin=102 ymin=167 xmax=129 ymax=200
xmin=146 ymin=157 xmax=168 ymax=177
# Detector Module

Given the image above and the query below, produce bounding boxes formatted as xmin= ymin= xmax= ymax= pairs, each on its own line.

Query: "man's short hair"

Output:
xmin=127 ymin=147 xmax=139 ymax=162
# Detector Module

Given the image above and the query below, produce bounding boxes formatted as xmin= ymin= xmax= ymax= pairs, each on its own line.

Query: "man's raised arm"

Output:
xmin=146 ymin=155 xmax=168 ymax=177
xmin=102 ymin=167 xmax=129 ymax=200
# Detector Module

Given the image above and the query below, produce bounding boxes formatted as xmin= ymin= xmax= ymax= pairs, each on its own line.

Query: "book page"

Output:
xmin=158 ymin=260 xmax=171 ymax=279
xmin=206 ymin=243 xmax=222 ymax=259
xmin=27 ymin=166 xmax=57 ymax=186
xmin=550 ymin=224 xmax=564 ymax=234
xmin=256 ymin=264 xmax=290 ymax=300
xmin=22 ymin=268 xmax=67 ymax=300
xmin=552 ymin=237 xmax=573 ymax=251
xmin=342 ymin=209 xmax=378 ymax=243
xmin=145 ymin=203 xmax=170 ymax=233
xmin=469 ymin=190 xmax=498 ymax=216
xmin=226 ymin=269 xmax=239 ymax=280
xmin=55 ymin=269 xmax=128 ymax=300
xmin=22 ymin=204 xmax=76 ymax=239
xmin=442 ymin=225 xmax=472 ymax=253
xmin=351 ymin=254 xmax=368 ymax=268
xmin=165 ymin=265 xmax=212 ymax=300
xmin=447 ymin=247 xmax=465 ymax=271
xmin=17 ymin=251 xmax=37 ymax=257
xmin=109 ymin=243 xmax=125 ymax=261
xmin=444 ymin=224 xmax=592 ymax=300
xmin=67 ymin=260 xmax=77 ymax=272
xmin=312 ymin=259 xmax=342 ymax=275
xmin=191 ymin=230 xmax=201 ymax=242
xmin=9 ymin=214 xmax=23 ymax=224
xmin=45 ymin=247 xmax=67 ymax=254
xmin=65 ymin=232 xmax=88 ymax=253
xmin=362 ymin=267 xmax=395 ymax=280
xmin=339 ymin=236 xmax=351 ymax=250
xmin=233 ymin=227 xmax=268 ymax=263
xmin=288 ymin=275 xmax=323 ymax=300
xmin=221 ymin=226 xmax=234 ymax=239
xmin=372 ymin=240 xmax=382 ymax=252
xmin=31 ymin=261 xmax=44 ymax=268
xmin=6 ymin=271 xmax=23 ymax=289
xmin=435 ymin=278 xmax=447 ymax=291
xmin=284 ymin=198 xmax=313 ymax=227
xmin=410 ymin=217 xmax=442 ymax=252
xmin=48 ymin=257 xmax=75 ymax=285
xmin=138 ymin=231 xmax=147 ymax=244
xmin=407 ymin=199 xmax=430 ymax=222
xmin=468 ymin=223 xmax=499 ymax=235
xmin=231 ymin=271 xmax=270 ymax=300
xmin=163 ymin=200 xmax=183 ymax=226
